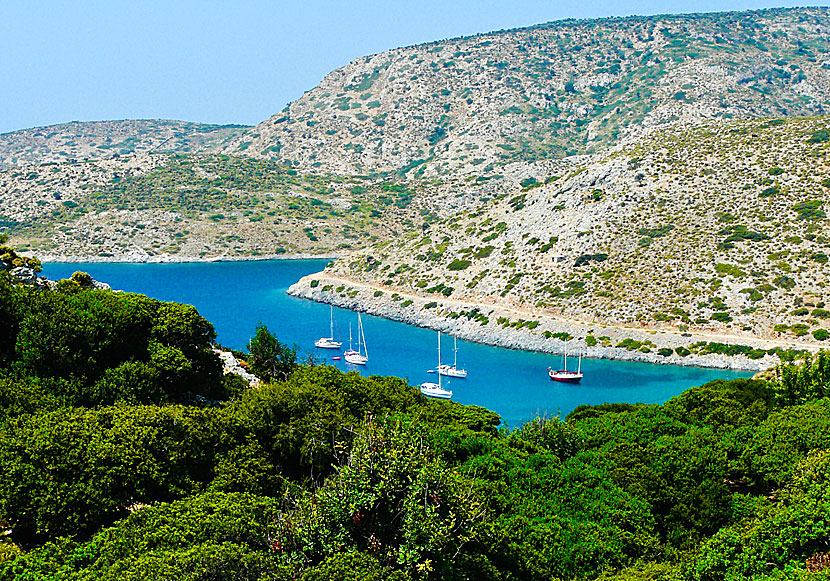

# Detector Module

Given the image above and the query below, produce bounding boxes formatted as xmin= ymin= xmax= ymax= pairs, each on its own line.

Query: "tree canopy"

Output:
xmin=2 ymin=269 xmax=830 ymax=579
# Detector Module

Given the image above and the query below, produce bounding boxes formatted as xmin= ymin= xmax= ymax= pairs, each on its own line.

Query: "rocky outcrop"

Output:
xmin=9 ymin=266 xmax=38 ymax=285
xmin=215 ymin=350 xmax=260 ymax=385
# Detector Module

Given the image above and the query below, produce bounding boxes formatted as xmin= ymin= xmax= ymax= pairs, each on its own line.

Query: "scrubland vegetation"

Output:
xmin=334 ymin=116 xmax=830 ymax=344
xmin=1 ymin=262 xmax=830 ymax=579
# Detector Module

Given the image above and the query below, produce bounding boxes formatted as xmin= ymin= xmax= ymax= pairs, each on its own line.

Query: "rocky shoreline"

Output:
xmin=287 ymin=272 xmax=822 ymax=372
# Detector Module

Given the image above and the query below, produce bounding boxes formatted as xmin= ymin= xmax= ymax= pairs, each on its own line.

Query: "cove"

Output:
xmin=42 ymin=260 xmax=752 ymax=427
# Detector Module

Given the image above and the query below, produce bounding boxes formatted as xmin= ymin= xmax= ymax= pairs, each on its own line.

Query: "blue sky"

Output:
xmin=0 ymin=1 xmax=825 ymax=134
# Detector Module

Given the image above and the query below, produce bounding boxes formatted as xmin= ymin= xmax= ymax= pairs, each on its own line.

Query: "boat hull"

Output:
xmin=344 ymin=350 xmax=368 ymax=365
xmin=549 ymin=370 xmax=583 ymax=383
xmin=420 ymin=382 xmax=453 ymax=399
xmin=437 ymin=365 xmax=467 ymax=378
xmin=315 ymin=338 xmax=342 ymax=349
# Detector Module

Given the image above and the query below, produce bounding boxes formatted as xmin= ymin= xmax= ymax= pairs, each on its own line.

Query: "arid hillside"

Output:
xmin=226 ymin=8 xmax=830 ymax=178
xmin=322 ymin=116 xmax=830 ymax=345
xmin=0 ymin=153 xmax=450 ymax=260
xmin=0 ymin=120 xmax=247 ymax=169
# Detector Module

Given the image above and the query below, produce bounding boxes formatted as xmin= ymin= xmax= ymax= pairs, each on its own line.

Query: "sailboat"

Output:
xmin=437 ymin=335 xmax=467 ymax=378
xmin=344 ymin=314 xmax=368 ymax=365
xmin=548 ymin=341 xmax=583 ymax=383
xmin=314 ymin=305 xmax=342 ymax=349
xmin=421 ymin=331 xmax=453 ymax=399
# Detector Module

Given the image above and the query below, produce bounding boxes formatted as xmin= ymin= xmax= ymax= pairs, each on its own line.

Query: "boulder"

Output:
xmin=214 ymin=349 xmax=260 ymax=385
xmin=10 ymin=266 xmax=37 ymax=284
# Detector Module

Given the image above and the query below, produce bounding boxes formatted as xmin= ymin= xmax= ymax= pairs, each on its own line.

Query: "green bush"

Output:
xmin=247 ymin=324 xmax=297 ymax=382
xmin=790 ymin=323 xmax=810 ymax=337
xmin=773 ymin=275 xmax=796 ymax=289
xmin=808 ymin=128 xmax=830 ymax=143
xmin=792 ymin=199 xmax=826 ymax=220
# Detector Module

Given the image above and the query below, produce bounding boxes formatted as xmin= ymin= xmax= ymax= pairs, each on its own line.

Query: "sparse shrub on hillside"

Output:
xmin=808 ymin=128 xmax=830 ymax=143
xmin=792 ymin=200 xmax=826 ymax=220
xmin=574 ymin=253 xmax=608 ymax=268
xmin=715 ymin=263 xmax=746 ymax=278
xmin=790 ymin=323 xmax=810 ymax=337
xmin=638 ymin=225 xmax=674 ymax=238
xmin=773 ymin=275 xmax=796 ymax=289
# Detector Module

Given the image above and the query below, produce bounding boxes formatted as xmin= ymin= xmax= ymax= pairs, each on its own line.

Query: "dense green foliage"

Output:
xmin=0 ymin=273 xmax=223 ymax=408
xmin=247 ymin=324 xmax=297 ymax=382
xmin=2 ymin=272 xmax=830 ymax=579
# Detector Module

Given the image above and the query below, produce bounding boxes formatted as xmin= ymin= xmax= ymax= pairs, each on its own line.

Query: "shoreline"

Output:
xmin=287 ymin=271 xmax=823 ymax=372
xmin=38 ymin=253 xmax=338 ymax=264
xmin=29 ymin=255 xmax=819 ymax=372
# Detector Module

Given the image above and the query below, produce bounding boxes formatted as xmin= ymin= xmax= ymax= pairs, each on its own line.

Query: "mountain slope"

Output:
xmin=226 ymin=7 xmax=830 ymax=178
xmin=309 ymin=115 xmax=830 ymax=347
xmin=0 ymin=154 xmax=443 ymax=260
xmin=0 ymin=120 xmax=247 ymax=169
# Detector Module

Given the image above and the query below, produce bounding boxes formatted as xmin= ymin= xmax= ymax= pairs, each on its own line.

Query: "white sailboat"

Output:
xmin=421 ymin=331 xmax=453 ymax=399
xmin=437 ymin=335 xmax=467 ymax=378
xmin=344 ymin=314 xmax=368 ymax=365
xmin=547 ymin=341 xmax=583 ymax=383
xmin=314 ymin=305 xmax=342 ymax=349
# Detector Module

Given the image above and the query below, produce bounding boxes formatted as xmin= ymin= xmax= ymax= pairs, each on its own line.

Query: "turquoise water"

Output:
xmin=42 ymin=260 xmax=751 ymax=427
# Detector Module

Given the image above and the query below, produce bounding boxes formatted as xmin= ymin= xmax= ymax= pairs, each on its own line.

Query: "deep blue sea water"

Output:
xmin=42 ymin=260 xmax=751 ymax=427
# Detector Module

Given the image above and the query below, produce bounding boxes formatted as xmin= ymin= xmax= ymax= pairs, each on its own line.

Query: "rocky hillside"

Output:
xmin=226 ymin=8 xmax=830 ymax=178
xmin=318 ymin=116 xmax=830 ymax=346
xmin=0 ymin=120 xmax=247 ymax=169
xmin=0 ymin=153 xmax=449 ymax=261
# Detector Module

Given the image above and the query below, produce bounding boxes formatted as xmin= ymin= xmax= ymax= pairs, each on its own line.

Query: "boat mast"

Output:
xmin=453 ymin=336 xmax=458 ymax=368
xmin=348 ymin=322 xmax=353 ymax=351
xmin=329 ymin=305 xmax=334 ymax=339
xmin=438 ymin=331 xmax=442 ymax=390
xmin=357 ymin=315 xmax=362 ymax=356
xmin=563 ymin=341 xmax=568 ymax=372
xmin=359 ymin=314 xmax=368 ymax=358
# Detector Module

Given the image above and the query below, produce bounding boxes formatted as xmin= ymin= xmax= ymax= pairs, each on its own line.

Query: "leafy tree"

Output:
xmin=269 ymin=417 xmax=487 ymax=579
xmin=774 ymin=350 xmax=830 ymax=406
xmin=690 ymin=450 xmax=830 ymax=580
xmin=247 ymin=323 xmax=297 ymax=382
xmin=1 ymin=492 xmax=279 ymax=579
xmin=1 ymin=279 xmax=223 ymax=405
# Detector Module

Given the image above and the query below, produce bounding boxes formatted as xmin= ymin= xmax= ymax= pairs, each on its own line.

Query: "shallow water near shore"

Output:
xmin=43 ymin=260 xmax=751 ymax=427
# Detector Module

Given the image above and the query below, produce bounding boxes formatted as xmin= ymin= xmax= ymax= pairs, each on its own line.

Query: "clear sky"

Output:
xmin=0 ymin=1 xmax=825 ymax=134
